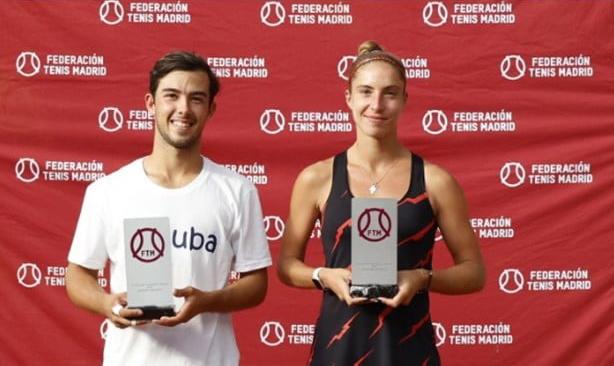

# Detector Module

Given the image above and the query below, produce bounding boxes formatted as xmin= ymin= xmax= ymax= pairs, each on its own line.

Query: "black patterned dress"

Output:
xmin=309 ymin=151 xmax=440 ymax=366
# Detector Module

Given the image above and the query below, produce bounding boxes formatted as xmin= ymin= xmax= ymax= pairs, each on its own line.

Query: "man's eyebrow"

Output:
xmin=190 ymin=91 xmax=209 ymax=98
xmin=382 ymin=85 xmax=402 ymax=91
xmin=160 ymin=88 xmax=209 ymax=97
xmin=160 ymin=87 xmax=180 ymax=93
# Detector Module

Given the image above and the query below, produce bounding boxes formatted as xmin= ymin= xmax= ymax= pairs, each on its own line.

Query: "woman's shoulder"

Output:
xmin=423 ymin=159 xmax=454 ymax=186
xmin=295 ymin=156 xmax=335 ymax=189
xmin=423 ymin=159 xmax=466 ymax=213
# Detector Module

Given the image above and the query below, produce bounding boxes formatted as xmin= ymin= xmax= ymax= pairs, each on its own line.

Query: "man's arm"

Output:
xmin=66 ymin=262 xmax=143 ymax=328
xmin=155 ymin=268 xmax=268 ymax=326
xmin=66 ymin=262 xmax=108 ymax=314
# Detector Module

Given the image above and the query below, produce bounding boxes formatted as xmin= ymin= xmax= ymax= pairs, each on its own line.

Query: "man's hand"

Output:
xmin=154 ymin=287 xmax=205 ymax=327
xmin=104 ymin=292 xmax=148 ymax=328
xmin=66 ymin=263 xmax=147 ymax=328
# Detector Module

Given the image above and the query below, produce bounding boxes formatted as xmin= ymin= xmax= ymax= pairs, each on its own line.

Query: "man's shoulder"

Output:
xmin=86 ymin=158 xmax=143 ymax=192
xmin=205 ymin=158 xmax=256 ymax=191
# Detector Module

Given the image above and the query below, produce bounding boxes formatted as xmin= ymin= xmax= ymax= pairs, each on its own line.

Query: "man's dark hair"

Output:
xmin=149 ymin=51 xmax=220 ymax=104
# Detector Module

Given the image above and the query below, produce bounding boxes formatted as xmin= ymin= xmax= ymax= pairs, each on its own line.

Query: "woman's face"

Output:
xmin=346 ymin=61 xmax=407 ymax=139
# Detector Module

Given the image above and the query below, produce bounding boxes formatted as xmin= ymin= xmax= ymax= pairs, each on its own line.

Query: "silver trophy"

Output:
xmin=350 ymin=198 xmax=399 ymax=298
xmin=123 ymin=217 xmax=176 ymax=319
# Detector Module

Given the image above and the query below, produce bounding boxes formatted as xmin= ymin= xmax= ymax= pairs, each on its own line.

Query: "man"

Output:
xmin=66 ymin=51 xmax=271 ymax=365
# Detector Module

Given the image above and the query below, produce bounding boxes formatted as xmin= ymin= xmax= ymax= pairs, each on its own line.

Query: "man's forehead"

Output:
xmin=158 ymin=70 xmax=210 ymax=89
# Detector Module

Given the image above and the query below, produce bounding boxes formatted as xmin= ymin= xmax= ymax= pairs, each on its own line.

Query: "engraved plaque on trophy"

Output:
xmin=350 ymin=198 xmax=399 ymax=298
xmin=123 ymin=217 xmax=175 ymax=320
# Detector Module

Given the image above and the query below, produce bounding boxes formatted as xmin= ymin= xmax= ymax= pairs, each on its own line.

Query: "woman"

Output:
xmin=278 ymin=41 xmax=485 ymax=365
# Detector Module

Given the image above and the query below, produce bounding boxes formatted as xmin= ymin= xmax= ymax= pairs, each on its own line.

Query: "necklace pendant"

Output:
xmin=368 ymin=184 xmax=378 ymax=195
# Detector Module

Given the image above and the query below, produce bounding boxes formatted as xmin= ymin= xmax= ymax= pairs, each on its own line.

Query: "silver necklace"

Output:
xmin=358 ymin=158 xmax=401 ymax=195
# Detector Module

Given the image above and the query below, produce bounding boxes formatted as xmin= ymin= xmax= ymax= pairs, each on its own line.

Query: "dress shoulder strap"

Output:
xmin=409 ymin=153 xmax=426 ymax=197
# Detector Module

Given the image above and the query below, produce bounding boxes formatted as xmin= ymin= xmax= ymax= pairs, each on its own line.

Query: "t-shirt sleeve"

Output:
xmin=230 ymin=184 xmax=272 ymax=273
xmin=67 ymin=182 xmax=109 ymax=270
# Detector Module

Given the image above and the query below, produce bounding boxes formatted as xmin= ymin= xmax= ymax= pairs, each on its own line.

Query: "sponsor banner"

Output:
xmin=501 ymin=54 xmax=594 ymax=80
xmin=100 ymin=0 xmax=192 ymax=25
xmin=16 ymin=52 xmax=107 ymax=78
xmin=99 ymin=107 xmax=154 ymax=132
xmin=471 ymin=216 xmax=514 ymax=239
xmin=208 ymin=56 xmax=269 ymax=78
xmin=338 ymin=55 xmax=431 ymax=81
xmin=310 ymin=219 xmax=321 ymax=239
xmin=432 ymin=322 xmax=447 ymax=347
xmin=224 ymin=162 xmax=269 ymax=185
xmin=260 ymin=1 xmax=353 ymax=27
xmin=260 ymin=321 xmax=314 ymax=346
xmin=423 ymin=1 xmax=516 ymax=27
xmin=228 ymin=271 xmax=240 ymax=285
xmin=261 ymin=320 xmax=513 ymax=349
xmin=17 ymin=263 xmax=107 ymax=288
xmin=100 ymin=320 xmax=110 ymax=340
xmin=260 ymin=109 xmax=352 ymax=135
xmin=499 ymin=161 xmax=593 ymax=188
xmin=435 ymin=216 xmax=514 ymax=241
xmin=402 ymin=57 xmax=431 ymax=79
xmin=434 ymin=228 xmax=443 ymax=242
xmin=449 ymin=323 xmax=514 ymax=345
xmin=499 ymin=268 xmax=592 ymax=294
xmin=527 ymin=162 xmax=594 ymax=185
xmin=15 ymin=158 xmax=107 ymax=183
xmin=422 ymin=109 xmax=516 ymax=135
xmin=263 ymin=215 xmax=285 ymax=241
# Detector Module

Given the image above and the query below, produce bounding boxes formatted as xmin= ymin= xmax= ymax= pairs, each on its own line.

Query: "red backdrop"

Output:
xmin=1 ymin=1 xmax=613 ymax=365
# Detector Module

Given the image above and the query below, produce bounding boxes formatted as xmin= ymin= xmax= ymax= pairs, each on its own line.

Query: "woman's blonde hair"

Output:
xmin=348 ymin=40 xmax=406 ymax=89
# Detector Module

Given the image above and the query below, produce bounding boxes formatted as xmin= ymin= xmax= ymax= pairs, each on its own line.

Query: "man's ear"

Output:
xmin=145 ymin=93 xmax=155 ymax=113
xmin=208 ymin=101 xmax=217 ymax=118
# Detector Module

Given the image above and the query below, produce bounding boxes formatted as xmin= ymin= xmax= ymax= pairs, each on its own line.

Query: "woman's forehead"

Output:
xmin=352 ymin=62 xmax=405 ymax=86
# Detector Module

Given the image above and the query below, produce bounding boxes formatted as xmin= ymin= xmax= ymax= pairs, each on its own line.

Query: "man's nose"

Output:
xmin=176 ymin=96 xmax=190 ymax=114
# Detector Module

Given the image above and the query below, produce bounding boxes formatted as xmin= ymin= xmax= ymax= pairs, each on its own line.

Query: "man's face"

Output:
xmin=146 ymin=70 xmax=216 ymax=150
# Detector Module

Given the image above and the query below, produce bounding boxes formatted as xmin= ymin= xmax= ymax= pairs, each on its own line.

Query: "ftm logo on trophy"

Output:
xmin=123 ymin=217 xmax=176 ymax=320
xmin=350 ymin=198 xmax=398 ymax=299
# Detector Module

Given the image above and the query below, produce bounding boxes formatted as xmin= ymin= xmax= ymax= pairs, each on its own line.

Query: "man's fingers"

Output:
xmin=173 ymin=287 xmax=193 ymax=297
xmin=121 ymin=307 xmax=143 ymax=319
xmin=111 ymin=304 xmax=123 ymax=316
xmin=117 ymin=292 xmax=128 ymax=304
xmin=113 ymin=317 xmax=148 ymax=328
xmin=114 ymin=317 xmax=133 ymax=328
xmin=152 ymin=305 xmax=186 ymax=327
xmin=153 ymin=315 xmax=182 ymax=327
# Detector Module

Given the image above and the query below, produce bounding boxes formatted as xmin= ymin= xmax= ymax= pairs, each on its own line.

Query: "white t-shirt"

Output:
xmin=68 ymin=157 xmax=272 ymax=366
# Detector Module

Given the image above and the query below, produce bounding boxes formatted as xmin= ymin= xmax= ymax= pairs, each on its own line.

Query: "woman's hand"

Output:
xmin=319 ymin=267 xmax=367 ymax=306
xmin=378 ymin=269 xmax=429 ymax=308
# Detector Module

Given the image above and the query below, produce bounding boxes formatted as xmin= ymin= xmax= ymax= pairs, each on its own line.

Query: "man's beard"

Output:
xmin=157 ymin=120 xmax=201 ymax=149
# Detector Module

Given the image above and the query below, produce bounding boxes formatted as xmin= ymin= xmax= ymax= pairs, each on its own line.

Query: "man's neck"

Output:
xmin=143 ymin=145 xmax=204 ymax=189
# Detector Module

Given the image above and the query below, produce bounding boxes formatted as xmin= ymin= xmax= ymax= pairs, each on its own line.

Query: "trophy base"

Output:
xmin=127 ymin=306 xmax=176 ymax=320
xmin=350 ymin=284 xmax=399 ymax=299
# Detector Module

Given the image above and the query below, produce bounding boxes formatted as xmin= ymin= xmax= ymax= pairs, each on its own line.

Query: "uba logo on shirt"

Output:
xmin=172 ymin=227 xmax=218 ymax=252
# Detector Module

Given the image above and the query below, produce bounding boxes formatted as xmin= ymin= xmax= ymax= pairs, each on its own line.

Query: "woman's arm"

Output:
xmin=425 ymin=162 xmax=486 ymax=294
